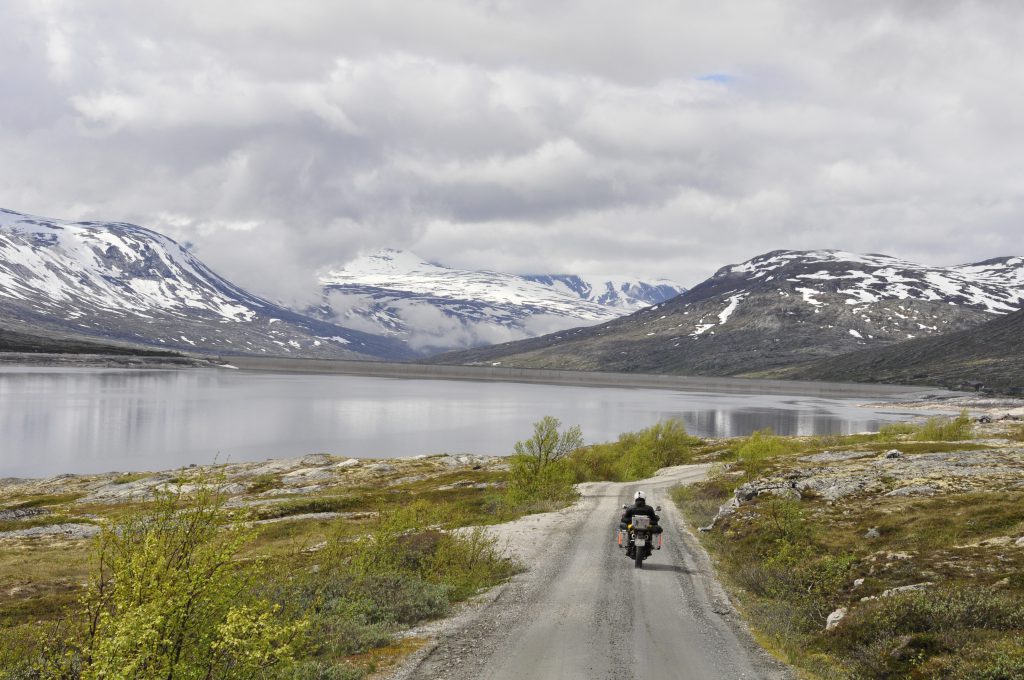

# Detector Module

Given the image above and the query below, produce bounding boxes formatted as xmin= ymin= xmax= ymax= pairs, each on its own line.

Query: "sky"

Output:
xmin=2 ymin=0 xmax=1023 ymax=305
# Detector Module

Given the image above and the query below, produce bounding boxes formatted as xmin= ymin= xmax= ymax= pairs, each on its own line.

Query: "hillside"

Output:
xmin=762 ymin=307 xmax=1024 ymax=392
xmin=0 ymin=322 xmax=179 ymax=357
xmin=0 ymin=209 xmax=412 ymax=360
xmin=432 ymin=250 xmax=1024 ymax=375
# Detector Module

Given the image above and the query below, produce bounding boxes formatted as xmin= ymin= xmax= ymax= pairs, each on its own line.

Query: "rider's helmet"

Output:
xmin=634 ymin=490 xmax=646 ymax=502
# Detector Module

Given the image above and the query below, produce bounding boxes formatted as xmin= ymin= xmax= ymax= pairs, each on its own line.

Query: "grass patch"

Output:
xmin=110 ymin=472 xmax=148 ymax=485
xmin=6 ymin=493 xmax=86 ymax=509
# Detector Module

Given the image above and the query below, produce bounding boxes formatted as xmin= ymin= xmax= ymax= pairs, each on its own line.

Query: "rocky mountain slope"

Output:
xmin=312 ymin=249 xmax=685 ymax=353
xmin=433 ymin=250 xmax=1024 ymax=376
xmin=0 ymin=209 xmax=412 ymax=360
xmin=767 ymin=307 xmax=1024 ymax=392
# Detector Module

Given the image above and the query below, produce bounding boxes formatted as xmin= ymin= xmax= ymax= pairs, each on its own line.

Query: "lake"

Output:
xmin=0 ymin=366 xmax=928 ymax=478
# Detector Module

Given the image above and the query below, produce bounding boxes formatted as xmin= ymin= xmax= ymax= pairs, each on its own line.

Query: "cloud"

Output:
xmin=2 ymin=0 xmax=1023 ymax=305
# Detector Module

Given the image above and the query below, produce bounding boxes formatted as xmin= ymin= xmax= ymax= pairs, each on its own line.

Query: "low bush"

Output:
xmin=277 ymin=501 xmax=517 ymax=669
xmin=1006 ymin=424 xmax=1024 ymax=442
xmin=828 ymin=587 xmax=1024 ymax=678
xmin=732 ymin=429 xmax=804 ymax=479
xmin=566 ymin=419 xmax=700 ymax=482
xmin=878 ymin=421 xmax=917 ymax=440
xmin=913 ymin=410 xmax=973 ymax=442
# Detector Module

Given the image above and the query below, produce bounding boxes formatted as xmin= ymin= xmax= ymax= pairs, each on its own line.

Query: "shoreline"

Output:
xmin=224 ymin=356 xmax=942 ymax=399
xmin=0 ymin=351 xmax=959 ymax=399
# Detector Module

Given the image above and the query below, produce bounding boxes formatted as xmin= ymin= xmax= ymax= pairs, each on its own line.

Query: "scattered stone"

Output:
xmin=825 ymin=607 xmax=847 ymax=631
xmin=0 ymin=507 xmax=49 ymax=521
xmin=885 ymin=485 xmax=937 ymax=497
xmin=367 ymin=463 xmax=396 ymax=474
xmin=0 ymin=523 xmax=100 ymax=540
xmin=884 ymin=449 xmax=902 ymax=459
xmin=334 ymin=458 xmax=360 ymax=469
xmin=861 ymin=582 xmax=933 ymax=601
xmin=249 ymin=512 xmax=345 ymax=526
xmin=864 ymin=527 xmax=881 ymax=539
xmin=281 ymin=468 xmax=335 ymax=485
xmin=1015 ymin=536 xmax=1024 ymax=547
xmin=852 ymin=578 xmax=865 ymax=589
xmin=800 ymin=450 xmax=874 ymax=464
xmin=300 ymin=454 xmax=333 ymax=466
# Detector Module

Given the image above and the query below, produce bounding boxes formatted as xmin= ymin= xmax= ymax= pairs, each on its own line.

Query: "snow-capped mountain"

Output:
xmin=313 ymin=249 xmax=686 ymax=353
xmin=435 ymin=249 xmax=1024 ymax=376
xmin=0 ymin=209 xmax=412 ymax=359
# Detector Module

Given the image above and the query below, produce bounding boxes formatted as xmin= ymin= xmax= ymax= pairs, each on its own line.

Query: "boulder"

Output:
xmin=885 ymin=485 xmax=937 ymax=497
xmin=825 ymin=607 xmax=847 ymax=631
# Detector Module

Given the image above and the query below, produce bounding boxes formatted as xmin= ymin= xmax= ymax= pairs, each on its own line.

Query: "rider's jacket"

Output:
xmin=620 ymin=501 xmax=659 ymax=527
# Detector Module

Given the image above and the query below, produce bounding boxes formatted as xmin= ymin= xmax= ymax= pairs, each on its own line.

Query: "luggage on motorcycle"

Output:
xmin=632 ymin=515 xmax=651 ymax=530
xmin=616 ymin=529 xmax=629 ymax=547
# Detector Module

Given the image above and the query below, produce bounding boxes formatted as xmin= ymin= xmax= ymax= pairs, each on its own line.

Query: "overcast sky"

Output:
xmin=3 ymin=0 xmax=1023 ymax=303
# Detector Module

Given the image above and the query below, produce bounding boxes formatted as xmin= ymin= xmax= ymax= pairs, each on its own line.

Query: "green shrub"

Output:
xmin=28 ymin=481 xmax=308 ymax=679
xmin=733 ymin=429 xmax=802 ymax=479
xmin=283 ymin=501 xmax=517 ymax=665
xmin=878 ymin=421 xmax=917 ymax=440
xmin=829 ymin=587 xmax=1024 ymax=678
xmin=914 ymin=410 xmax=974 ymax=442
xmin=566 ymin=419 xmax=699 ymax=482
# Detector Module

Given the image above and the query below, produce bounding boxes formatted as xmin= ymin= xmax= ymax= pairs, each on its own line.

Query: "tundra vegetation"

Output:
xmin=3 ymin=411 xmax=1020 ymax=679
xmin=0 ymin=417 xmax=695 ymax=679
xmin=675 ymin=410 xmax=1024 ymax=679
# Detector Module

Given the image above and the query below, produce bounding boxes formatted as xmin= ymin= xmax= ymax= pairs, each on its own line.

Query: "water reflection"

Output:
xmin=0 ymin=367 xmax=918 ymax=478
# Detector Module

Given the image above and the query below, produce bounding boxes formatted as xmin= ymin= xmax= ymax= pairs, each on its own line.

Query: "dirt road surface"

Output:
xmin=389 ymin=464 xmax=792 ymax=680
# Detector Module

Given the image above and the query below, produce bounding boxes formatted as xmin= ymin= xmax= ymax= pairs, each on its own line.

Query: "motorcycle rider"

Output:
xmin=620 ymin=490 xmax=662 ymax=557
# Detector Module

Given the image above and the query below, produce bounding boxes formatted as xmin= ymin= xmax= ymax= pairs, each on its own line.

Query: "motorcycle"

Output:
xmin=618 ymin=505 xmax=662 ymax=569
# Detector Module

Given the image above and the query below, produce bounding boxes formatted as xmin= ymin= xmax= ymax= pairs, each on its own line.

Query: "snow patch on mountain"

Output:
xmin=725 ymin=250 xmax=1024 ymax=314
xmin=0 ymin=209 xmax=411 ymax=359
xmin=315 ymin=249 xmax=686 ymax=353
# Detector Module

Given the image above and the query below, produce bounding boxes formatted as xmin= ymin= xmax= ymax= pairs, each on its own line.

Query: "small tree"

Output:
xmin=506 ymin=417 xmax=583 ymax=505
xmin=513 ymin=416 xmax=583 ymax=475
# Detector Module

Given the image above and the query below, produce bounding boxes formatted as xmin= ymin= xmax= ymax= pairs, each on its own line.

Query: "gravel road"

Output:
xmin=389 ymin=464 xmax=792 ymax=680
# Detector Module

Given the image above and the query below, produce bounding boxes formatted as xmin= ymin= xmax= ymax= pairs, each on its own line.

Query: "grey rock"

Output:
xmin=825 ymin=607 xmax=847 ymax=631
xmin=884 ymin=449 xmax=902 ymax=459
xmin=300 ymin=454 xmax=333 ymax=466
xmin=0 ymin=508 xmax=49 ymax=521
xmin=800 ymin=450 xmax=874 ymax=464
xmin=864 ymin=527 xmax=881 ymax=539
xmin=1016 ymin=536 xmax=1024 ymax=547
xmin=333 ymin=458 xmax=360 ymax=469
xmin=885 ymin=485 xmax=937 ymax=497
xmin=861 ymin=582 xmax=933 ymax=601
xmin=0 ymin=523 xmax=100 ymax=540
xmin=281 ymin=468 xmax=336 ymax=486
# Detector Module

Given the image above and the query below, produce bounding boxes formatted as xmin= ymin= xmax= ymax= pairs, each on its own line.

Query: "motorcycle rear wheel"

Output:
xmin=634 ymin=544 xmax=644 ymax=568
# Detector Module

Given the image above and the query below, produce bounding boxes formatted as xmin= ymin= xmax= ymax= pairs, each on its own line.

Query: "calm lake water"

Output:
xmin=0 ymin=367 xmax=923 ymax=478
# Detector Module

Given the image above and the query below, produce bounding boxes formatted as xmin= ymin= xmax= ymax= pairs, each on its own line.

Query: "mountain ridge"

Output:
xmin=313 ymin=248 xmax=686 ymax=353
xmin=431 ymin=249 xmax=1024 ymax=376
xmin=0 ymin=209 xmax=412 ymax=360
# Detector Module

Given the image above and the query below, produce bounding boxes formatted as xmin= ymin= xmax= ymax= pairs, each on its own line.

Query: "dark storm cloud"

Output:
xmin=2 ymin=0 xmax=1023 ymax=302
